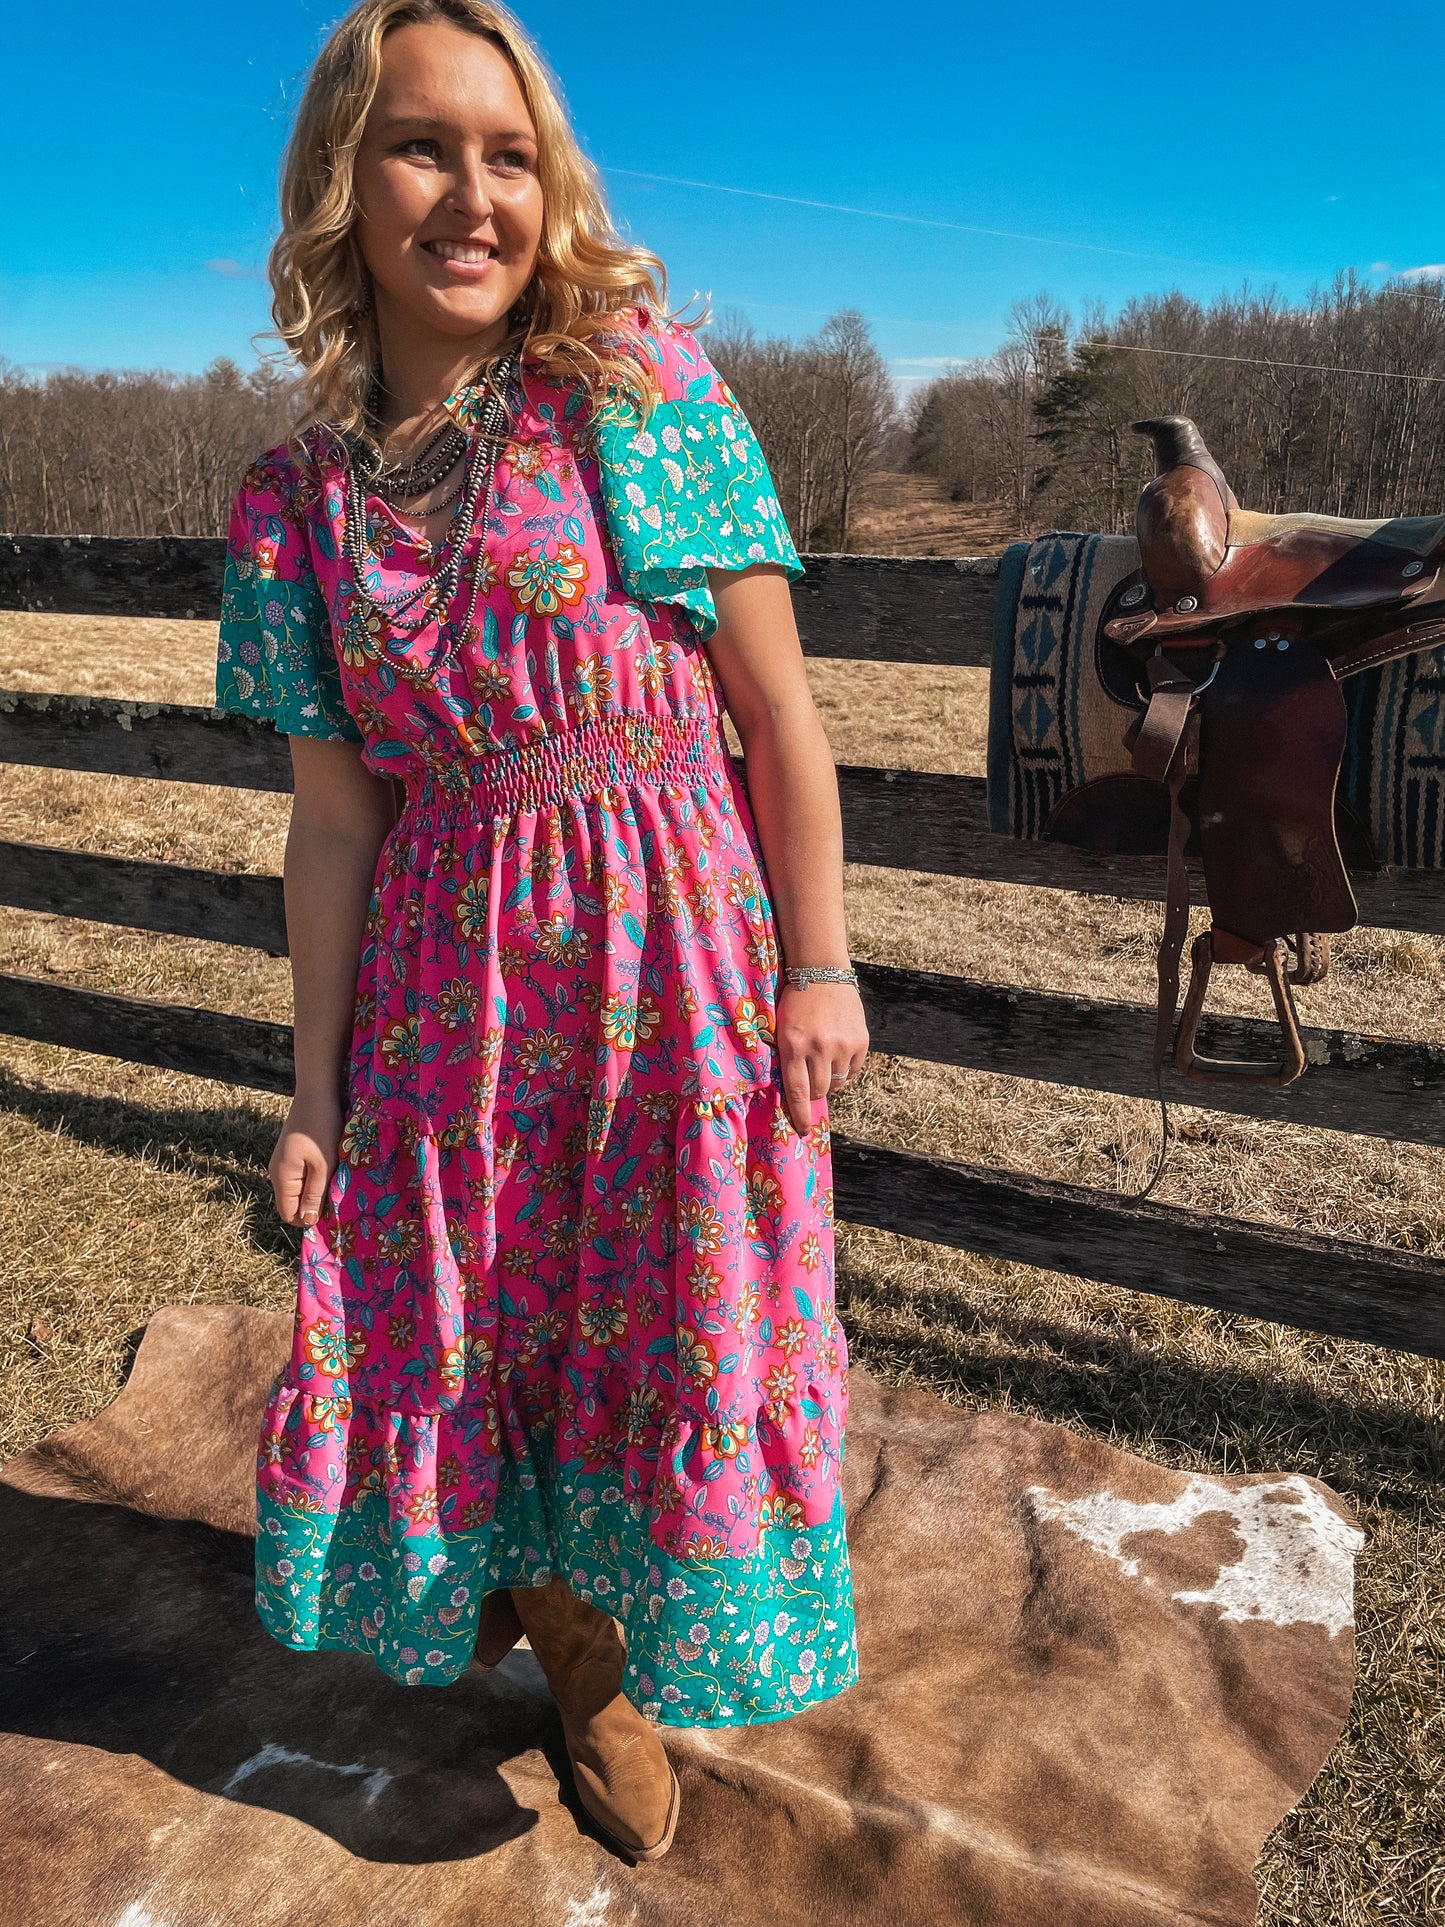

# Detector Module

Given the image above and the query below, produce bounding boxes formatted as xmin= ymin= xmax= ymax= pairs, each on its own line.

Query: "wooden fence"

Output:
xmin=4 ymin=531 xmax=1445 ymax=1360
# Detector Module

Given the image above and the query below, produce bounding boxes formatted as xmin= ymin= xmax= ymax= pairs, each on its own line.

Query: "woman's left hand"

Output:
xmin=775 ymin=981 xmax=870 ymax=1135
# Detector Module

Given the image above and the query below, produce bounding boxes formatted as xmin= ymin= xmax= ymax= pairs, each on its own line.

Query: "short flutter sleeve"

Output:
xmin=592 ymin=315 xmax=803 ymax=637
xmin=215 ymin=451 xmax=360 ymax=742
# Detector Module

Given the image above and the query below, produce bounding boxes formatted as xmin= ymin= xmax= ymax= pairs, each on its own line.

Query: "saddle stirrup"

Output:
xmin=1173 ymin=930 xmax=1308 ymax=1087
xmin=1273 ymin=931 xmax=1331 ymax=988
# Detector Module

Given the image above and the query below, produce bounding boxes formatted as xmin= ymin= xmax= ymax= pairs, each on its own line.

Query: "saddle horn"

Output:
xmin=1132 ymin=416 xmax=1237 ymax=601
xmin=1135 ymin=416 xmax=1219 ymax=475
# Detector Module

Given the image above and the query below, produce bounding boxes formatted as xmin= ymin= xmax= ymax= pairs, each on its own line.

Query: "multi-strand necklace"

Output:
xmin=369 ymin=418 xmax=469 ymax=511
xmin=342 ymin=354 xmax=517 ymax=650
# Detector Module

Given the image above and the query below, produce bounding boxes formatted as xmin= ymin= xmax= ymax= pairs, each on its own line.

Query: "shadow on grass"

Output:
xmin=0 ymin=1063 xmax=297 ymax=1262
xmin=838 ymin=1259 xmax=1445 ymax=1510
xmin=0 ymin=1481 xmax=550 ymax=1863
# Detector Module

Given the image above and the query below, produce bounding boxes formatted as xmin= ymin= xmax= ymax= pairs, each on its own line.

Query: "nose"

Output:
xmin=444 ymin=145 xmax=495 ymax=222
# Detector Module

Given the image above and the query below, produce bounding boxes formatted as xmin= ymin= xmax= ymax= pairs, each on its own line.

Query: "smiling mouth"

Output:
xmin=423 ymin=240 xmax=496 ymax=265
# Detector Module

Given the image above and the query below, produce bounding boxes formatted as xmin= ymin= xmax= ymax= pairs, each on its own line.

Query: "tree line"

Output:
xmin=0 ymin=308 xmax=897 ymax=550
xmin=0 ymin=359 xmax=291 ymax=540
xmin=907 ymin=274 xmax=1445 ymax=535
xmin=14 ymin=277 xmax=1444 ymax=551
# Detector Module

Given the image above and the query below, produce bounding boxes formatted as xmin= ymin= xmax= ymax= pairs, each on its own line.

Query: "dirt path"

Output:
xmin=846 ymin=472 xmax=1021 ymax=557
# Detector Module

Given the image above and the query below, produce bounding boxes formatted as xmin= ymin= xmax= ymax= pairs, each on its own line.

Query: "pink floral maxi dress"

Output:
xmin=216 ymin=316 xmax=857 ymax=1725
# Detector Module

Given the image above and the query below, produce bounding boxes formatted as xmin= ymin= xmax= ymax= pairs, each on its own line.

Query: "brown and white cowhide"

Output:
xmin=0 ymin=1304 xmax=1360 ymax=1927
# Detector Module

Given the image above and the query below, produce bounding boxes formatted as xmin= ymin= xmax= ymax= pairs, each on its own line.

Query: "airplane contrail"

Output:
xmin=601 ymin=166 xmax=1282 ymax=274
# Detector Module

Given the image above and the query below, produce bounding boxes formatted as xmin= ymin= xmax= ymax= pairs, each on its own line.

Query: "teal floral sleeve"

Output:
xmin=215 ymin=452 xmax=360 ymax=742
xmin=592 ymin=316 xmax=803 ymax=638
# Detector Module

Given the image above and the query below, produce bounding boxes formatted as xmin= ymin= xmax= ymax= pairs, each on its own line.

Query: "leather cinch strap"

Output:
xmin=1127 ymin=653 xmax=1217 ymax=1201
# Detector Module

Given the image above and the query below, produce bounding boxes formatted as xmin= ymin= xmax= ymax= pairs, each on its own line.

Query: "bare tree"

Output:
xmin=906 ymin=295 xmax=1069 ymax=532
xmin=706 ymin=308 xmax=898 ymax=551
xmin=814 ymin=310 xmax=895 ymax=548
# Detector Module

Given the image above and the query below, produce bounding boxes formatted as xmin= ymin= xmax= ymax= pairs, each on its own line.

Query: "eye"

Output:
xmin=492 ymin=147 xmax=532 ymax=173
xmin=398 ymin=137 xmax=442 ymax=160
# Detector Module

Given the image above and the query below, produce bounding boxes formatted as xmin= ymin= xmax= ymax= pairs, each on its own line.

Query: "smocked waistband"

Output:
xmin=398 ymin=712 xmax=732 ymax=826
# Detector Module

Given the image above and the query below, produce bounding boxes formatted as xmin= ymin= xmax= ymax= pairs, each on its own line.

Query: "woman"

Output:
xmin=217 ymin=0 xmax=867 ymax=1862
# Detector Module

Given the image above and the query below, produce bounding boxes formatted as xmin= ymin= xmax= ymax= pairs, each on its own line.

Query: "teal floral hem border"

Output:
xmin=256 ymin=1450 xmax=857 ymax=1728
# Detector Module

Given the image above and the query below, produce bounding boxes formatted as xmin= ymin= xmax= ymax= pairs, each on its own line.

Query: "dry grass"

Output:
xmin=0 ymin=1047 xmax=292 ymax=1450
xmin=1 ymin=610 xmax=222 ymax=706
xmin=847 ymin=472 xmax=1021 ymax=558
xmin=2 ymin=610 xmax=1444 ymax=1921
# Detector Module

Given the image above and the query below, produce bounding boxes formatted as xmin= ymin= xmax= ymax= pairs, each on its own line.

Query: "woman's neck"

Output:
xmin=372 ymin=309 xmax=513 ymax=446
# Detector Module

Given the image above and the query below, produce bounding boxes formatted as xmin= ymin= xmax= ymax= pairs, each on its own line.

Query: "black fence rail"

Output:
xmin=4 ymin=535 xmax=1444 ymax=1360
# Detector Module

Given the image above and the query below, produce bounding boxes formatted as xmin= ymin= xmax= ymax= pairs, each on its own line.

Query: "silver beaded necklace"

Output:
xmin=342 ymin=354 xmax=516 ymax=649
xmin=369 ymin=417 xmax=468 ymax=507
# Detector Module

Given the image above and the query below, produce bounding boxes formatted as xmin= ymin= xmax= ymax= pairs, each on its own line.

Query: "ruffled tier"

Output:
xmin=259 ymin=1347 xmax=843 ymax=1554
xmin=265 ymin=1083 xmax=847 ymax=1559
xmin=255 ymin=1434 xmax=857 ymax=1725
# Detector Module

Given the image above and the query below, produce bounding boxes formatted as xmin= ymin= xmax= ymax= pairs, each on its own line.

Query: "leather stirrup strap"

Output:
xmin=1130 ymin=734 xmax=1196 ymax=1202
xmin=1129 ymin=653 xmax=1207 ymax=783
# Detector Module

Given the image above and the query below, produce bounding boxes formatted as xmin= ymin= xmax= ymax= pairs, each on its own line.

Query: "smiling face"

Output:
xmin=353 ymin=19 xmax=544 ymax=363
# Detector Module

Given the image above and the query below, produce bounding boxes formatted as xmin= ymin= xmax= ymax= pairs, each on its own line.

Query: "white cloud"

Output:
xmin=205 ymin=258 xmax=266 ymax=281
xmin=1400 ymin=264 xmax=1445 ymax=281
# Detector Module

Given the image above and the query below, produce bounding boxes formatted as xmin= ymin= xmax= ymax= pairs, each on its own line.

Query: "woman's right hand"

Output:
xmin=269 ymin=1094 xmax=342 ymax=1227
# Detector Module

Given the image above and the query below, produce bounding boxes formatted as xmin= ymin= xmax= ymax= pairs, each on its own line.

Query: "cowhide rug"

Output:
xmin=0 ymin=1304 xmax=1361 ymax=1927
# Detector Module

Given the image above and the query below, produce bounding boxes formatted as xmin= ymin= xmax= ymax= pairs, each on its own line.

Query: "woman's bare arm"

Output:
xmin=705 ymin=563 xmax=868 ymax=1132
xmin=270 ymin=737 xmax=397 ymax=1226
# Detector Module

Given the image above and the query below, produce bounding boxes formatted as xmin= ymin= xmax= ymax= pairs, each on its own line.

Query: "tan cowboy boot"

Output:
xmin=472 ymin=1588 xmax=525 ymax=1669
xmin=510 ymin=1575 xmax=680 ymax=1861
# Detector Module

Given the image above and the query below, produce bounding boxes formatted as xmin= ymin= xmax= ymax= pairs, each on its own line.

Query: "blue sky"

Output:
xmin=4 ymin=0 xmax=1444 ymax=388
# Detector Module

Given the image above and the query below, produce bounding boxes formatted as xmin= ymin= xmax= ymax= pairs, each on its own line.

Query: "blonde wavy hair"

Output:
xmin=270 ymin=0 xmax=672 ymax=436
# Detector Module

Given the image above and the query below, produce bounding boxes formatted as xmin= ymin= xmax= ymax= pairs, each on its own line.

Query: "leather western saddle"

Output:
xmin=1060 ymin=417 xmax=1445 ymax=1163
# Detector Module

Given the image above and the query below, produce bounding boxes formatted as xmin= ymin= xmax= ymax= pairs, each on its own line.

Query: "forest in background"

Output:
xmin=0 ymin=359 xmax=292 ymax=541
xmin=0 ymin=310 xmax=896 ymax=548
xmin=909 ymin=273 xmax=1445 ymax=535
xmin=4 ymin=272 xmax=1445 ymax=545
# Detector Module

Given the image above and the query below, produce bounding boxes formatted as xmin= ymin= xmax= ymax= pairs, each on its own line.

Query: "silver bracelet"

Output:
xmin=783 ymin=965 xmax=859 ymax=989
